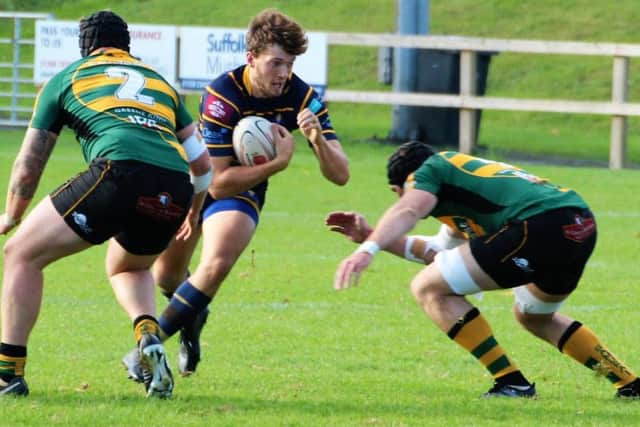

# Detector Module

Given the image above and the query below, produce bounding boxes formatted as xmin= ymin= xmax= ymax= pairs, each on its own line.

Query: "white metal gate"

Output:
xmin=0 ymin=11 xmax=53 ymax=128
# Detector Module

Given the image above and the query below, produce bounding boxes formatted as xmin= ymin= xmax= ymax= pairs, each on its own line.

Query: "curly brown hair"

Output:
xmin=246 ymin=9 xmax=308 ymax=56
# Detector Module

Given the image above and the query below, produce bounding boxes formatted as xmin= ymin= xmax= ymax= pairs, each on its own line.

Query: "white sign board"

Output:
xmin=34 ymin=20 xmax=178 ymax=85
xmin=178 ymin=27 xmax=328 ymax=97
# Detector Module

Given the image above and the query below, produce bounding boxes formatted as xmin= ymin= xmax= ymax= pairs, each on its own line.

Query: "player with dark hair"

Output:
xmin=121 ymin=8 xmax=349 ymax=380
xmin=327 ymin=141 xmax=640 ymax=399
xmin=0 ymin=10 xmax=212 ymax=398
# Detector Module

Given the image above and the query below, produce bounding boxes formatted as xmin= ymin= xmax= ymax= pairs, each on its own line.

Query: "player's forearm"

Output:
xmin=312 ymin=138 xmax=349 ymax=185
xmin=5 ymin=128 xmax=56 ymax=220
xmin=365 ymin=207 xmax=421 ymax=254
xmin=209 ymin=161 xmax=281 ymax=199
xmin=363 ymin=190 xmax=436 ymax=255
xmin=382 ymin=236 xmax=410 ymax=259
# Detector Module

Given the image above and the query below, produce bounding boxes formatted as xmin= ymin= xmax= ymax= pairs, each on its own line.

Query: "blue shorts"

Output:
xmin=201 ymin=182 xmax=267 ymax=225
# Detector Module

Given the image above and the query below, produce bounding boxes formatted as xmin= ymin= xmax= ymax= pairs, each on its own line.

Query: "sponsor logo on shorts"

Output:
xmin=136 ymin=193 xmax=185 ymax=222
xmin=563 ymin=216 xmax=595 ymax=243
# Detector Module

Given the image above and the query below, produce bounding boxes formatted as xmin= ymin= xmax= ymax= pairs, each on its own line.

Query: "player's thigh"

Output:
xmin=4 ymin=196 xmax=91 ymax=268
xmin=199 ymin=209 xmax=257 ymax=264
xmin=105 ymin=238 xmax=159 ymax=276
xmin=152 ymin=226 xmax=202 ymax=286
xmin=412 ymin=243 xmax=501 ymax=298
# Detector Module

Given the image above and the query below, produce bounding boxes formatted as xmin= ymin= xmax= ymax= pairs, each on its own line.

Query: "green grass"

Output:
xmin=2 ymin=0 xmax=640 ymax=164
xmin=1 ymin=1 xmax=640 ymax=424
xmin=1 ymin=133 xmax=640 ymax=425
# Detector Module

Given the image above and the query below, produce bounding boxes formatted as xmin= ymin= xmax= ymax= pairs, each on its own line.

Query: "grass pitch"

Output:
xmin=1 ymin=133 xmax=640 ymax=425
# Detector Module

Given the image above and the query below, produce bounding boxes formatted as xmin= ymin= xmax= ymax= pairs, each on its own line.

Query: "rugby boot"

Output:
xmin=616 ymin=378 xmax=640 ymax=399
xmin=483 ymin=382 xmax=537 ymax=398
xmin=177 ymin=306 xmax=209 ymax=376
xmin=122 ymin=347 xmax=144 ymax=383
xmin=139 ymin=333 xmax=173 ymax=398
xmin=0 ymin=376 xmax=29 ymax=397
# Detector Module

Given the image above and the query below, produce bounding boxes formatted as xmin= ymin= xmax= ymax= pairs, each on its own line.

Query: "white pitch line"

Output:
xmin=596 ymin=211 xmax=640 ymax=217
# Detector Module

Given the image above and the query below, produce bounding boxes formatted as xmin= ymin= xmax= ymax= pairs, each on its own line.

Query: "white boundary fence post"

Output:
xmin=459 ymin=50 xmax=477 ymax=154
xmin=325 ymin=32 xmax=640 ymax=169
xmin=610 ymin=56 xmax=629 ymax=169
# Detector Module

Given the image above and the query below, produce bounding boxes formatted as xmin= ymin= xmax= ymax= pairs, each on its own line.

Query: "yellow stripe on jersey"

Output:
xmin=84 ymin=97 xmax=176 ymax=124
xmin=200 ymin=112 xmax=233 ymax=130
xmin=473 ymin=163 xmax=510 ymax=177
xmin=447 ymin=152 xmax=477 ymax=169
xmin=207 ymin=143 xmax=233 ymax=149
xmin=72 ymin=73 xmax=179 ymax=106
xmin=300 ymin=87 xmax=313 ymax=112
xmin=158 ymin=132 xmax=187 ymax=160
xmin=71 ymin=73 xmax=176 ymax=122
xmin=446 ymin=153 xmax=523 ymax=178
xmin=242 ymin=66 xmax=253 ymax=96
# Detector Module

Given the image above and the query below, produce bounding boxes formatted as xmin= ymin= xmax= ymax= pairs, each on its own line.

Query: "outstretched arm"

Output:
xmin=332 ymin=189 xmax=437 ymax=290
xmin=326 ymin=210 xmax=467 ymax=266
xmin=326 ymin=211 xmax=406 ymax=257
xmin=1 ymin=128 xmax=57 ymax=234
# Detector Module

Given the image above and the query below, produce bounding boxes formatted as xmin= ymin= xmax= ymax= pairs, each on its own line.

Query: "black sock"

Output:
xmin=495 ymin=370 xmax=530 ymax=387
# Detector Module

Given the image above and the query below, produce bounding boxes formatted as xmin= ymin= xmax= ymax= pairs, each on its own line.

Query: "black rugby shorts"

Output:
xmin=50 ymin=158 xmax=193 ymax=255
xmin=469 ymin=207 xmax=597 ymax=295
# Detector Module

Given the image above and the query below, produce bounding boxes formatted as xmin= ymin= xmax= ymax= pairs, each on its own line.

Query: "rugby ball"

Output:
xmin=232 ymin=116 xmax=276 ymax=166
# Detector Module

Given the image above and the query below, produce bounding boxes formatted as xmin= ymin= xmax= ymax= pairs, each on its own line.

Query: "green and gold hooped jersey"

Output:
xmin=410 ymin=152 xmax=589 ymax=238
xmin=30 ymin=48 xmax=191 ymax=173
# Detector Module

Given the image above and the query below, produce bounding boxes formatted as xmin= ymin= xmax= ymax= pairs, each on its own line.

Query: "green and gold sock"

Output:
xmin=559 ymin=321 xmax=637 ymax=388
xmin=0 ymin=343 xmax=27 ymax=379
xmin=448 ymin=308 xmax=523 ymax=382
xmin=133 ymin=315 xmax=161 ymax=344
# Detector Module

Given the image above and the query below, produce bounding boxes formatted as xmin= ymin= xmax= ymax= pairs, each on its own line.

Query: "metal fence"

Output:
xmin=0 ymin=11 xmax=52 ymax=128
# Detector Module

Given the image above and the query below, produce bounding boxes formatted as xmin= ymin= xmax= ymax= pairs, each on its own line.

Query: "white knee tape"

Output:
xmin=514 ymin=286 xmax=563 ymax=314
xmin=434 ymin=247 xmax=482 ymax=295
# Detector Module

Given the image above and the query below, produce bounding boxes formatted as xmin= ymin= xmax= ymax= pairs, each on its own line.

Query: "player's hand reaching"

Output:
xmin=175 ymin=206 xmax=199 ymax=241
xmin=334 ymin=251 xmax=373 ymax=290
xmin=270 ymin=123 xmax=295 ymax=172
xmin=325 ymin=211 xmax=373 ymax=243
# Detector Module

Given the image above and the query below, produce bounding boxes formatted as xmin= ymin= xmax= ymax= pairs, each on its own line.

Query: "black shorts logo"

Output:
xmin=563 ymin=216 xmax=596 ymax=243
xmin=136 ymin=192 xmax=185 ymax=223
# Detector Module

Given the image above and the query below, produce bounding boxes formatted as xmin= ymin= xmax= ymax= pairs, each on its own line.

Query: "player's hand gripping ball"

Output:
xmin=232 ymin=116 xmax=276 ymax=166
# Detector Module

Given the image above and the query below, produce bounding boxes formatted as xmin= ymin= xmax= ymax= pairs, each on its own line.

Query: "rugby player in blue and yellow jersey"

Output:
xmin=121 ymin=8 xmax=349 ymax=380
xmin=328 ymin=141 xmax=640 ymax=399
xmin=0 ymin=11 xmax=212 ymax=398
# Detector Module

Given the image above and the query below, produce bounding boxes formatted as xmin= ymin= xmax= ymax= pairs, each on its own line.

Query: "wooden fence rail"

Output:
xmin=1 ymin=17 xmax=637 ymax=168
xmin=324 ymin=32 xmax=640 ymax=169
